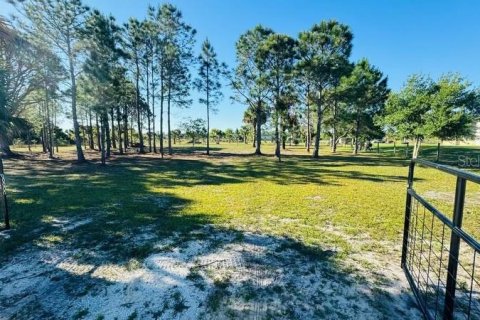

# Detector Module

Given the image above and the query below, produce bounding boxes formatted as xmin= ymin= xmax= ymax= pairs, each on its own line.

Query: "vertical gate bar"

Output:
xmin=425 ymin=211 xmax=435 ymax=304
xmin=417 ymin=206 xmax=427 ymax=288
xmin=0 ymin=157 xmax=9 ymax=230
xmin=435 ymin=224 xmax=447 ymax=319
xmin=402 ymin=160 xmax=416 ymax=267
xmin=3 ymin=190 xmax=9 ymax=230
xmin=466 ymin=251 xmax=476 ymax=319
xmin=443 ymin=177 xmax=467 ymax=320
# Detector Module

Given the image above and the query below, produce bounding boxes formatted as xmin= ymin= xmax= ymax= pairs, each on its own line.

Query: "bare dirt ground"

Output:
xmin=0 ymin=222 xmax=420 ymax=320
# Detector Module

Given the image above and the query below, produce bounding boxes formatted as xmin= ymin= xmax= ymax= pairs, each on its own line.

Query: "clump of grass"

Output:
xmin=125 ymin=258 xmax=142 ymax=271
xmin=73 ymin=308 xmax=89 ymax=320
xmin=206 ymin=278 xmax=231 ymax=312
xmin=172 ymin=291 xmax=189 ymax=315
xmin=187 ymin=268 xmax=206 ymax=290
xmin=240 ymin=283 xmax=257 ymax=301
xmin=128 ymin=244 xmax=154 ymax=260
xmin=127 ymin=310 xmax=138 ymax=320
xmin=186 ymin=268 xmax=203 ymax=282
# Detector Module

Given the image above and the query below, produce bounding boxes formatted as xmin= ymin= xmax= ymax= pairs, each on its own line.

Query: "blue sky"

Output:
xmin=2 ymin=0 xmax=480 ymax=130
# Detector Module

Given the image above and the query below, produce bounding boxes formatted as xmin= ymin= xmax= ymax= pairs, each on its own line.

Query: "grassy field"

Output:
xmin=5 ymin=141 xmax=480 ymax=251
xmin=1 ymin=142 xmax=479 ymax=319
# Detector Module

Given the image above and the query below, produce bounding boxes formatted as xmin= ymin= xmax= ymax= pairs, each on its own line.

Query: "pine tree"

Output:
xmin=194 ymin=39 xmax=227 ymax=155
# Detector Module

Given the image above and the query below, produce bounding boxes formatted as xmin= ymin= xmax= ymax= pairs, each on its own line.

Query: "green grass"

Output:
xmin=2 ymin=142 xmax=480 ymax=262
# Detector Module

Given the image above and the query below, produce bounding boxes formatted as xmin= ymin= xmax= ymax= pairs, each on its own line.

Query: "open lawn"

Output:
xmin=1 ymin=143 xmax=479 ymax=319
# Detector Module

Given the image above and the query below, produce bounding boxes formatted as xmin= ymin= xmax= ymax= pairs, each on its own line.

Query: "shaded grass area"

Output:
xmin=3 ymin=143 xmax=479 ymax=260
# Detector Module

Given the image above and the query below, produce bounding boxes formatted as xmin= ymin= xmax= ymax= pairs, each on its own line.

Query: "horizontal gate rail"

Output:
xmin=402 ymin=159 xmax=480 ymax=320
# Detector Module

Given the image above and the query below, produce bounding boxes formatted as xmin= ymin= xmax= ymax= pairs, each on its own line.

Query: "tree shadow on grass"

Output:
xmin=109 ymin=154 xmax=408 ymax=188
xmin=0 ymin=157 xmax=217 ymax=259
xmin=0 ymin=154 xmax=425 ymax=318
xmin=0 ymin=153 xmax=411 ymax=255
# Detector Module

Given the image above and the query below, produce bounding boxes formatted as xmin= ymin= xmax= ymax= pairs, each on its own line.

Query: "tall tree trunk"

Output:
xmin=95 ymin=113 xmax=101 ymax=151
xmin=67 ymin=33 xmax=85 ymax=162
xmin=331 ymin=95 xmax=338 ymax=153
xmin=274 ymin=112 xmax=281 ymax=161
xmin=100 ymin=114 xmax=106 ymax=165
xmin=312 ymin=90 xmax=322 ymax=159
xmin=41 ymin=127 xmax=46 ymax=153
xmin=353 ymin=108 xmax=360 ymax=155
xmin=206 ymin=67 xmax=210 ymax=155
xmin=105 ymin=112 xmax=111 ymax=158
xmin=206 ymin=103 xmax=210 ymax=155
xmin=306 ymin=106 xmax=311 ymax=153
xmin=27 ymin=130 xmax=31 ymax=153
xmin=117 ymin=107 xmax=123 ymax=155
xmin=159 ymin=66 xmax=164 ymax=157
xmin=110 ymin=108 xmax=116 ymax=149
xmin=436 ymin=142 xmax=441 ymax=162
xmin=306 ymin=86 xmax=311 ymax=153
xmin=146 ymin=58 xmax=152 ymax=153
xmin=130 ymin=116 xmax=134 ymax=147
xmin=88 ymin=110 xmax=94 ymax=150
xmin=45 ymin=91 xmax=53 ymax=159
xmin=412 ymin=136 xmax=422 ymax=159
xmin=167 ymin=81 xmax=172 ymax=155
xmin=255 ymin=102 xmax=262 ymax=155
xmin=0 ymin=135 xmax=13 ymax=156
xmin=53 ymin=106 xmax=59 ymax=154
xmin=135 ymin=56 xmax=144 ymax=153
xmin=81 ymin=123 xmax=86 ymax=151
xmin=147 ymin=113 xmax=152 ymax=153
xmin=123 ymin=106 xmax=128 ymax=150
xmin=252 ymin=121 xmax=256 ymax=148
xmin=152 ymin=61 xmax=156 ymax=153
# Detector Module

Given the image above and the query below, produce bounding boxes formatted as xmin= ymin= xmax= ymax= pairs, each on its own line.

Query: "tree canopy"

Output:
xmin=2 ymin=1 xmax=479 ymax=161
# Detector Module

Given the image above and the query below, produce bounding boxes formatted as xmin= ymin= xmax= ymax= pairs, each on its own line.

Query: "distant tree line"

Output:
xmin=233 ymin=24 xmax=480 ymax=160
xmin=1 ymin=1 xmax=479 ymax=162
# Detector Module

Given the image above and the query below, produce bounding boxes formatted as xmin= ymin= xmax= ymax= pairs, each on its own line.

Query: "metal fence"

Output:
xmin=402 ymin=159 xmax=480 ymax=320
xmin=0 ymin=157 xmax=9 ymax=230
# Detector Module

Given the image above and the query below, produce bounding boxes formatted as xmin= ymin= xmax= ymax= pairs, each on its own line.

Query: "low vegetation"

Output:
xmin=0 ymin=143 xmax=478 ymax=318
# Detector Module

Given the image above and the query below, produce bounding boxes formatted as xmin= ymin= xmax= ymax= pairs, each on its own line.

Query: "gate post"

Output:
xmin=402 ymin=160 xmax=416 ymax=267
xmin=0 ymin=156 xmax=9 ymax=230
xmin=443 ymin=177 xmax=467 ymax=319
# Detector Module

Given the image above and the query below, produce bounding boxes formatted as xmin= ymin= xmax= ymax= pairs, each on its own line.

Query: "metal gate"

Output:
xmin=0 ymin=157 xmax=9 ymax=230
xmin=402 ymin=159 xmax=480 ymax=319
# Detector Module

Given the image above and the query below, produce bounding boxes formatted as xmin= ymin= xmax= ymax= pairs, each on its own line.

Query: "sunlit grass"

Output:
xmin=2 ymin=142 xmax=480 ymax=262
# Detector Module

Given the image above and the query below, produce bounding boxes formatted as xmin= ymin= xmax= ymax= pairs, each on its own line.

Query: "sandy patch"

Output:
xmin=51 ymin=217 xmax=93 ymax=232
xmin=0 ymin=226 xmax=421 ymax=319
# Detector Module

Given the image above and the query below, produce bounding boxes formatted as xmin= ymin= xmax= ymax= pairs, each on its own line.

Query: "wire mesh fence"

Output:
xmin=0 ymin=157 xmax=9 ymax=230
xmin=402 ymin=159 xmax=480 ymax=320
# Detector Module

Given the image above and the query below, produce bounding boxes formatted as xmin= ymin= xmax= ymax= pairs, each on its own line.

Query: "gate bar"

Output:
xmin=0 ymin=157 xmax=9 ymax=230
xmin=402 ymin=158 xmax=480 ymax=320
xmin=443 ymin=177 xmax=467 ymax=320
xmin=402 ymin=160 xmax=416 ymax=267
